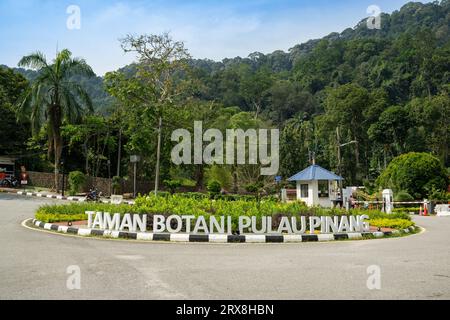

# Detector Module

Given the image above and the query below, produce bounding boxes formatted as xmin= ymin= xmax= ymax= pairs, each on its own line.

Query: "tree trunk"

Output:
xmin=253 ymin=102 xmax=261 ymax=120
xmin=83 ymin=140 xmax=89 ymax=175
xmin=116 ymin=127 xmax=122 ymax=177
xmin=54 ymin=136 xmax=63 ymax=192
xmin=50 ymin=104 xmax=63 ymax=192
xmin=195 ymin=164 xmax=204 ymax=191
xmin=95 ymin=131 xmax=110 ymax=178
xmin=154 ymin=116 xmax=163 ymax=194
xmin=232 ymin=165 xmax=238 ymax=193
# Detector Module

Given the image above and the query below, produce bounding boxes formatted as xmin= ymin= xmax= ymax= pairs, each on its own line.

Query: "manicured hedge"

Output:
xmin=35 ymin=202 xmax=134 ymax=223
xmin=392 ymin=207 xmax=421 ymax=214
xmin=369 ymin=218 xmax=415 ymax=230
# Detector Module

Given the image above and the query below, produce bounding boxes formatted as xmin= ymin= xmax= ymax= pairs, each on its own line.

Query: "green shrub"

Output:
xmin=427 ymin=187 xmax=450 ymax=201
xmin=376 ymin=152 xmax=448 ymax=199
xmin=35 ymin=202 xmax=133 ymax=222
xmin=215 ymin=194 xmax=256 ymax=202
xmin=164 ymin=179 xmax=182 ymax=194
xmin=112 ymin=176 xmax=121 ymax=195
xmin=179 ymin=192 xmax=209 ymax=200
xmin=68 ymin=171 xmax=86 ymax=196
xmin=394 ymin=191 xmax=415 ymax=202
xmin=349 ymin=208 xmax=411 ymax=221
xmin=205 ymin=165 xmax=233 ymax=190
xmin=245 ymin=183 xmax=260 ymax=193
xmin=155 ymin=191 xmax=171 ymax=197
xmin=207 ymin=180 xmax=221 ymax=196
xmin=369 ymin=218 xmax=415 ymax=230
xmin=180 ymin=179 xmax=196 ymax=187
xmin=392 ymin=207 xmax=420 ymax=214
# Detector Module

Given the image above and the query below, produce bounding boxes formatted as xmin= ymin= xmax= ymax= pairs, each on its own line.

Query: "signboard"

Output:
xmin=86 ymin=212 xmax=370 ymax=235
xmin=20 ymin=168 xmax=28 ymax=185
xmin=130 ymin=155 xmax=140 ymax=163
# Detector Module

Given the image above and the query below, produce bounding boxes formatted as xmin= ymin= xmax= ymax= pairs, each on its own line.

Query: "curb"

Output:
xmin=1 ymin=189 xmax=135 ymax=205
xmin=29 ymin=219 xmax=418 ymax=244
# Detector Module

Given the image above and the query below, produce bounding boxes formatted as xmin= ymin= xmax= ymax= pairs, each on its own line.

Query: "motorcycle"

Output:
xmin=0 ymin=176 xmax=20 ymax=188
xmin=86 ymin=188 xmax=102 ymax=202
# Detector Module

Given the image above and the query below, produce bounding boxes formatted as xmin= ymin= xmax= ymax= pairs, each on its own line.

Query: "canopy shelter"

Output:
xmin=0 ymin=156 xmax=17 ymax=179
xmin=288 ymin=165 xmax=343 ymax=208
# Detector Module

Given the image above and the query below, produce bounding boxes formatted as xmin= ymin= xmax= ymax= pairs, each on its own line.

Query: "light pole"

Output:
xmin=336 ymin=127 xmax=357 ymax=203
xmin=130 ymin=155 xmax=140 ymax=198
xmin=60 ymin=160 xmax=65 ymax=197
xmin=107 ymin=159 xmax=111 ymax=196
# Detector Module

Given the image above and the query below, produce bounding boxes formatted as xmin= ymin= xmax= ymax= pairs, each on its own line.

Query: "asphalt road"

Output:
xmin=0 ymin=193 xmax=449 ymax=300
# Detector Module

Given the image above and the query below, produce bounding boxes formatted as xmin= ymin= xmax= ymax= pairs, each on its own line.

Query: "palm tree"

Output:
xmin=17 ymin=49 xmax=95 ymax=191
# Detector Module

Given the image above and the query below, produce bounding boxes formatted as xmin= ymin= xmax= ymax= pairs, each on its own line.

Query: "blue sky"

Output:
xmin=0 ymin=0 xmax=426 ymax=75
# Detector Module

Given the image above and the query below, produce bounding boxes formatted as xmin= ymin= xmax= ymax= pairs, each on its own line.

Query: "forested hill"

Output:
xmin=187 ymin=0 xmax=450 ymax=184
xmin=190 ymin=1 xmax=450 ymax=73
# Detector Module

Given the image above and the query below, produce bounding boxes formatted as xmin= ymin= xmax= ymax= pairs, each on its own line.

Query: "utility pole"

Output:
xmin=130 ymin=155 xmax=140 ymax=198
xmin=133 ymin=161 xmax=137 ymax=198
xmin=154 ymin=116 xmax=163 ymax=195
xmin=309 ymin=150 xmax=316 ymax=165
xmin=116 ymin=127 xmax=122 ymax=177
xmin=336 ymin=127 xmax=341 ymax=177
xmin=336 ymin=127 xmax=342 ymax=203
xmin=336 ymin=127 xmax=357 ymax=202
xmin=107 ymin=159 xmax=111 ymax=196
xmin=60 ymin=160 xmax=65 ymax=197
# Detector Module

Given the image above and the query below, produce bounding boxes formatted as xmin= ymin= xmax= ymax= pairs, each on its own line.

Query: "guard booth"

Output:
xmin=288 ymin=164 xmax=343 ymax=208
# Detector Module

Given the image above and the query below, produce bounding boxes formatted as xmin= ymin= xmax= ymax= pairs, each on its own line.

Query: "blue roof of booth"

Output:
xmin=288 ymin=165 xmax=343 ymax=181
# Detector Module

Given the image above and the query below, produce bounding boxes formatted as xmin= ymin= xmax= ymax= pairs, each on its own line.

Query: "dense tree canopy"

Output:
xmin=3 ymin=1 xmax=449 ymax=197
xmin=0 ymin=67 xmax=29 ymax=155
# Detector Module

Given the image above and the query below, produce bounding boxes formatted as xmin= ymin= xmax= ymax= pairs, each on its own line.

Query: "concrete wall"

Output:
xmin=25 ymin=171 xmax=157 ymax=196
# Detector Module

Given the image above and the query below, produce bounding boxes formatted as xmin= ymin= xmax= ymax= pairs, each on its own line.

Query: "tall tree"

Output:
xmin=105 ymin=33 xmax=191 ymax=194
xmin=239 ymin=66 xmax=273 ymax=119
xmin=16 ymin=49 xmax=94 ymax=190
xmin=0 ymin=67 xmax=29 ymax=155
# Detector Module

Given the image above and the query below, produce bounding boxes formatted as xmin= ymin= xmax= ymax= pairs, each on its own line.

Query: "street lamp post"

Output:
xmin=130 ymin=155 xmax=140 ymax=198
xmin=336 ymin=127 xmax=357 ymax=204
xmin=107 ymin=159 xmax=111 ymax=196
xmin=60 ymin=160 xmax=65 ymax=197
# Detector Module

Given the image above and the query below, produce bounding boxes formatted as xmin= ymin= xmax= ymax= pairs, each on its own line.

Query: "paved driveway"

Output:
xmin=0 ymin=193 xmax=449 ymax=299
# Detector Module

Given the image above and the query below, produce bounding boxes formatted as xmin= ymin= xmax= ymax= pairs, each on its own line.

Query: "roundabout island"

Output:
xmin=25 ymin=192 xmax=420 ymax=244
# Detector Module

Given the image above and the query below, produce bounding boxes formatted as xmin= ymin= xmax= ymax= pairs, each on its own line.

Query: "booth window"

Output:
xmin=318 ymin=180 xmax=329 ymax=198
xmin=300 ymin=184 xmax=309 ymax=198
